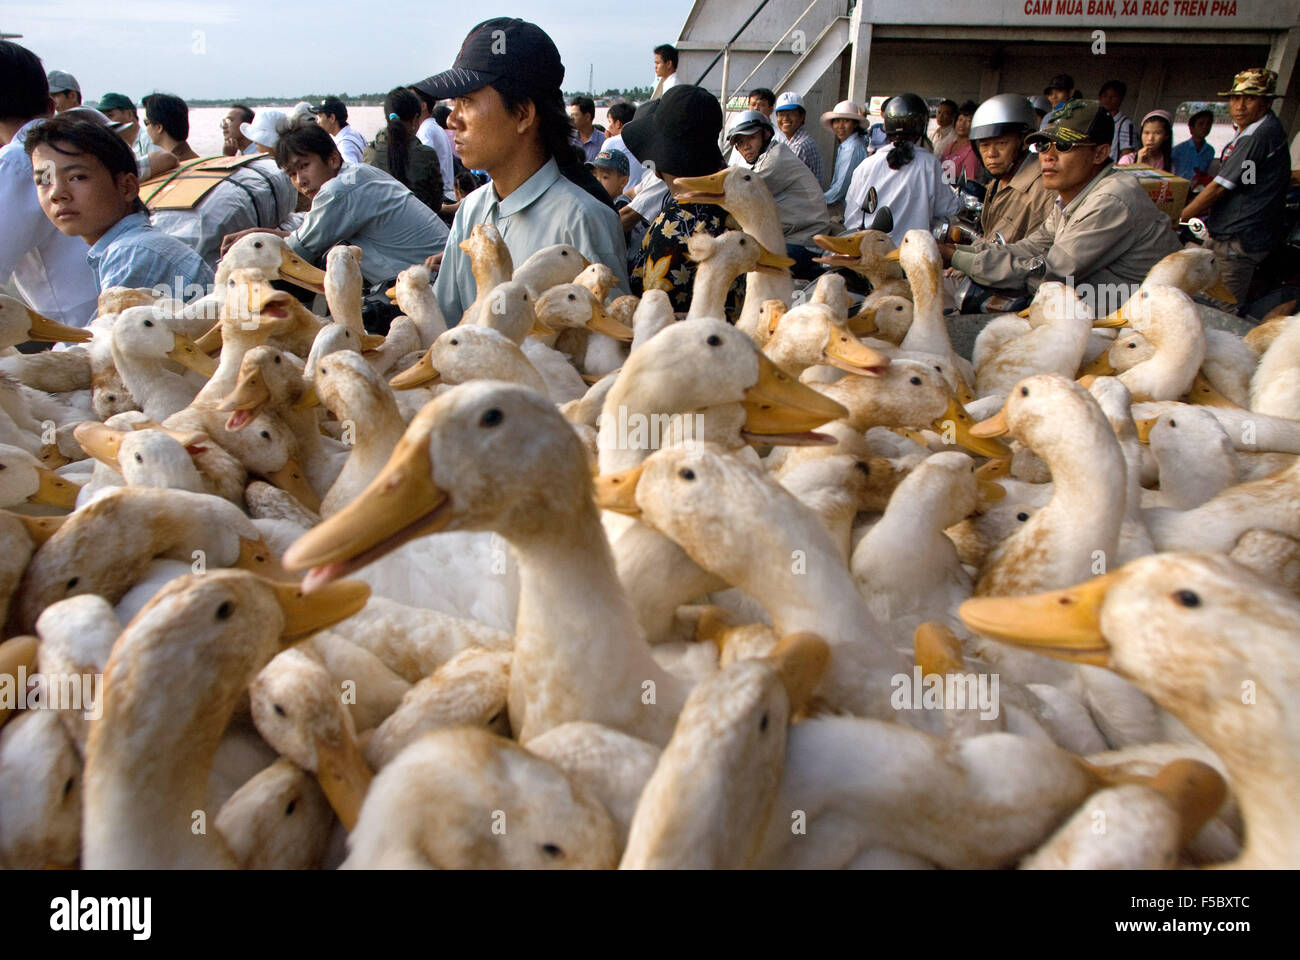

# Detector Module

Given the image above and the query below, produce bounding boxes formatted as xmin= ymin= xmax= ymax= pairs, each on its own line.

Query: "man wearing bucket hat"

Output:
xmin=773 ymin=92 xmax=822 ymax=181
xmin=944 ymin=99 xmax=1180 ymax=297
xmin=727 ymin=109 xmax=830 ymax=279
xmin=1179 ymin=68 xmax=1290 ymax=310
xmin=821 ymin=100 xmax=868 ymax=212
xmin=413 ymin=17 xmax=627 ymax=326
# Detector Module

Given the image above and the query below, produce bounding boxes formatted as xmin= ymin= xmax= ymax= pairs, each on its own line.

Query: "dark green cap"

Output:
xmin=1024 ymin=99 xmax=1114 ymax=149
xmin=96 ymin=92 xmax=135 ymax=112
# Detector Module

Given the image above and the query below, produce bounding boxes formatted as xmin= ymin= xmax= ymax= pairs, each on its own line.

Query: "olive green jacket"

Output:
xmin=363 ymin=128 xmax=443 ymax=215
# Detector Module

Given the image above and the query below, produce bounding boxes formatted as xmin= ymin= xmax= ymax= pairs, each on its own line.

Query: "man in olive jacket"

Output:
xmin=943 ymin=100 xmax=1180 ymax=295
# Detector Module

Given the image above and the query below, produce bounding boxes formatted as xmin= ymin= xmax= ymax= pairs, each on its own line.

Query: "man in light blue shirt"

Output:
xmin=221 ymin=122 xmax=448 ymax=286
xmin=415 ymin=18 xmax=628 ymax=326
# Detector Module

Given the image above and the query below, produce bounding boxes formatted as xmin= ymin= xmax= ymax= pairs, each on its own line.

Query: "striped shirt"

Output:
xmin=779 ymin=126 xmax=823 ymax=182
xmin=1109 ymin=111 xmax=1136 ymax=162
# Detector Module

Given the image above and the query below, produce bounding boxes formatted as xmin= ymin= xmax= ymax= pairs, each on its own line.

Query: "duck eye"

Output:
xmin=561 ymin=250 xmax=568 ymax=256
xmin=854 ymin=461 xmax=870 ymax=475
xmin=1173 ymin=589 xmax=1200 ymax=608
xmin=143 ymin=319 xmax=153 ymax=328
xmin=1020 ymin=387 xmax=1029 ymax=396
xmin=567 ymin=293 xmax=576 ymax=301
xmin=679 ymin=468 xmax=696 ymax=481
xmin=134 ymin=453 xmax=143 ymax=463
xmin=541 ymin=843 xmax=563 ymax=857
xmin=706 ymin=335 xmax=721 ymax=346
xmin=1169 ymin=419 xmax=1177 ymax=427
xmin=66 ymin=577 xmax=79 ymax=590
xmin=1016 ymin=512 xmax=1030 ymax=521
xmin=1127 ymin=342 xmax=1136 ymax=348
xmin=759 ymin=712 xmax=769 ymax=732
xmin=450 ymin=339 xmax=458 ymax=345
xmin=284 ymin=800 xmax=296 ymax=816
xmin=0 ymin=464 xmax=6 ymax=471
xmin=215 ymin=600 xmax=233 ymax=620
xmin=479 ymin=408 xmax=504 ymax=428
xmin=62 ymin=776 xmax=74 ymax=798
xmin=253 ymin=241 xmax=263 ymax=249
xmin=273 ymin=355 xmax=281 ymax=364
xmin=909 ymin=376 xmax=921 ymax=385
xmin=260 ymin=430 xmax=271 ymax=439
xmin=273 ymin=703 xmax=286 ymax=717
xmin=742 ymin=174 xmax=751 ymax=181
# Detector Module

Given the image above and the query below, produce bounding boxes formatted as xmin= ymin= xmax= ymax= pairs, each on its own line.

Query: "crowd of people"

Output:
xmin=2 ymin=24 xmax=1296 ymax=337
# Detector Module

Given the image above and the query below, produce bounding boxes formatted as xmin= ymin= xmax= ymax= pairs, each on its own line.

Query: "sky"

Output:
xmin=3 ymin=0 xmax=698 ymax=102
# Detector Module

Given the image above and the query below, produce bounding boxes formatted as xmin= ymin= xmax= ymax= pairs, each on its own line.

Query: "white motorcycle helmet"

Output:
xmin=969 ymin=94 xmax=1039 ymax=141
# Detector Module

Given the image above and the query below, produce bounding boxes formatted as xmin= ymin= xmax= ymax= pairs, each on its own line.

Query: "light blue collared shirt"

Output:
xmin=824 ymin=133 xmax=867 ymax=206
xmin=434 ymin=157 xmax=628 ymax=326
xmin=286 ymin=162 xmax=448 ymax=286
xmin=86 ymin=212 xmax=214 ymax=300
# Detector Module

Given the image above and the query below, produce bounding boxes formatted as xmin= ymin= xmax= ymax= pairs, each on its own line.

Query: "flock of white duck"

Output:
xmin=1 ymin=165 xmax=1298 ymax=870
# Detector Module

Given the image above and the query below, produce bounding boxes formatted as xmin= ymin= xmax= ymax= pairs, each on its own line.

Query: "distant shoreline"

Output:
xmin=182 ymin=90 xmax=652 ymax=109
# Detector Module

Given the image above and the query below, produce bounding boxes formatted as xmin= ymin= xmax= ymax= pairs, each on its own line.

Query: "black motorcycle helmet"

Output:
xmin=882 ymin=93 xmax=929 ymax=143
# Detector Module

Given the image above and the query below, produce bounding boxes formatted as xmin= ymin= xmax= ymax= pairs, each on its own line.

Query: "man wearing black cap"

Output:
xmin=944 ymin=99 xmax=1180 ymax=297
xmin=621 ymin=84 xmax=742 ymax=313
xmin=415 ymin=17 xmax=628 ymax=326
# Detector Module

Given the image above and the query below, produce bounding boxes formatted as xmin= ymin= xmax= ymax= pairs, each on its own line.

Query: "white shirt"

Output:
xmin=417 ymin=117 xmax=455 ymax=200
xmin=651 ymin=71 xmax=681 ymax=100
xmin=0 ymin=119 xmax=100 ymax=327
xmin=601 ymin=134 xmax=644 ymax=194
xmin=629 ymin=166 xmax=669 ymax=221
xmin=333 ymin=124 xmax=368 ymax=164
xmin=844 ymin=144 xmax=960 ymax=245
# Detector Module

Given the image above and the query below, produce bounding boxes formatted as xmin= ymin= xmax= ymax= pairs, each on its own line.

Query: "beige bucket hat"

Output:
xmin=820 ymin=99 xmax=865 ymax=129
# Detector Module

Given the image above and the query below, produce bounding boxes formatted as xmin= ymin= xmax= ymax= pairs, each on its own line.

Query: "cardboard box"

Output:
xmin=1117 ymin=164 xmax=1191 ymax=225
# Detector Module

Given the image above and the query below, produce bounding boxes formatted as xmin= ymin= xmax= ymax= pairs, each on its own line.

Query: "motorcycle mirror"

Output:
xmin=865 ymin=186 xmax=878 ymax=215
xmin=869 ymin=205 xmax=894 ymax=235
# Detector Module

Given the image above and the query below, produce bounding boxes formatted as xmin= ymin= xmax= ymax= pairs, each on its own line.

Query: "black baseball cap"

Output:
xmin=1045 ymin=74 xmax=1074 ymax=93
xmin=412 ymin=18 xmax=564 ymax=100
xmin=311 ymin=96 xmax=347 ymax=120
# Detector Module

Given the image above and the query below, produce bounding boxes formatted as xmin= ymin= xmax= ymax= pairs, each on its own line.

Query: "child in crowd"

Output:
xmin=1170 ymin=108 xmax=1216 ymax=187
xmin=1119 ymin=109 xmax=1174 ymax=172
xmin=26 ymin=115 xmax=213 ymax=298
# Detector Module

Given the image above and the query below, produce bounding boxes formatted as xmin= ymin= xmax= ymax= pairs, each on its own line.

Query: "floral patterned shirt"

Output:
xmin=630 ymin=195 xmax=745 ymax=316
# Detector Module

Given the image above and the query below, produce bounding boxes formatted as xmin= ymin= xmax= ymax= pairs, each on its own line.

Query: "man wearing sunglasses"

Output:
xmin=942 ymin=99 xmax=1180 ymax=296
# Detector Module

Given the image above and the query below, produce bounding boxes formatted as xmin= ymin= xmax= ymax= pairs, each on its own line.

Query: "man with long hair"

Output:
xmin=415 ymin=17 xmax=628 ymax=326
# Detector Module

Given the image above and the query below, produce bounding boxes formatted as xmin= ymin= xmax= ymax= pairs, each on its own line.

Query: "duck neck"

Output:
xmin=738 ymin=271 xmax=793 ymax=342
xmin=111 ymin=348 xmax=190 ymax=416
xmin=196 ymin=331 xmax=259 ymax=406
xmin=686 ymin=261 xmax=739 ymax=321
xmin=505 ymin=502 xmax=680 ymax=746
xmin=899 ymin=264 xmax=948 ymax=355
xmin=1126 ymin=331 xmax=1203 ymax=400
xmin=1035 ymin=427 xmax=1126 ymax=572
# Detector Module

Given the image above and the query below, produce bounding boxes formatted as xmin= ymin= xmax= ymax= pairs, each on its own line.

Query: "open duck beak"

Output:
xmin=29 ymin=466 xmax=79 ymax=508
xmin=848 ymin=304 xmax=878 ymax=337
xmin=283 ymin=421 xmax=452 ymax=591
xmin=942 ymin=398 xmax=1011 ymax=458
xmin=384 ymin=285 xmax=398 ymax=300
xmin=0 ymin=636 xmax=39 ymax=730
xmin=217 ymin=368 xmax=270 ymax=430
xmin=957 ymin=573 xmax=1117 ymax=666
xmin=278 ymin=248 xmax=327 ymax=293
xmin=388 ymin=349 xmax=441 ymax=390
xmin=1134 ymin=416 xmax=1158 ymax=444
xmin=593 ymin=462 xmax=644 ymax=516
xmin=882 ymin=248 xmax=902 ymax=262
xmin=167 ymin=332 xmax=219 ymax=378
xmin=811 ymin=232 xmax=864 ymax=264
xmin=25 ymin=307 xmax=93 ymax=344
xmin=264 ymin=459 xmax=321 ymax=513
xmin=1186 ymin=372 xmax=1243 ymax=409
xmin=1079 ymin=350 xmax=1116 ymax=377
xmin=766 ymin=632 xmax=830 ymax=714
xmin=741 ymin=354 xmax=848 ymax=443
xmin=822 ymin=330 xmax=890 ymax=376
xmin=672 ymin=170 xmax=729 ymax=204
xmin=267 ymin=576 xmax=370 ymax=643
xmin=314 ymin=730 xmax=372 ymax=832
xmin=755 ymin=245 xmax=796 ymax=275
xmin=587 ymin=304 xmax=635 ymax=341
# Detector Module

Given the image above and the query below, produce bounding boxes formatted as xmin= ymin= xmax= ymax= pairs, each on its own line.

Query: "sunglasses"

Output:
xmin=1030 ymin=139 xmax=1098 ymax=154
